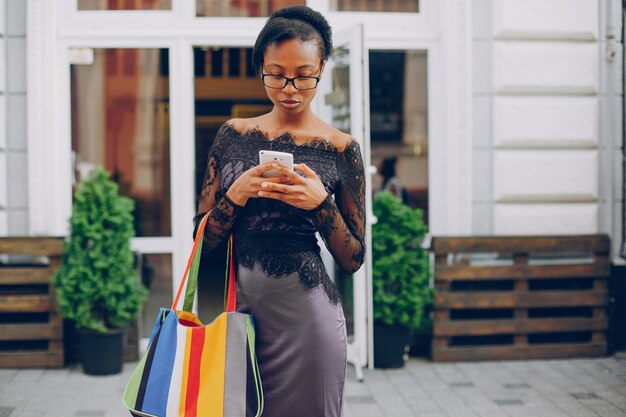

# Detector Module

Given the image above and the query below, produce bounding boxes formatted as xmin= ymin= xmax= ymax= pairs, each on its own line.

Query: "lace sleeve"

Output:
xmin=194 ymin=124 xmax=242 ymax=249
xmin=314 ymin=140 xmax=366 ymax=273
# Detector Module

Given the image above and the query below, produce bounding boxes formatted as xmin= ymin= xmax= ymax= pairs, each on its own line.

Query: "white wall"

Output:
xmin=2 ymin=0 xmax=28 ymax=236
xmin=471 ymin=0 xmax=493 ymax=235
xmin=0 ymin=0 xmax=6 ymax=234
xmin=472 ymin=0 xmax=623 ymax=260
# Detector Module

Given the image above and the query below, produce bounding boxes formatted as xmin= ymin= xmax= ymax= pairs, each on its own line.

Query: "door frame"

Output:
xmin=27 ymin=0 xmax=473 ymax=367
xmin=316 ymin=23 xmax=372 ymax=373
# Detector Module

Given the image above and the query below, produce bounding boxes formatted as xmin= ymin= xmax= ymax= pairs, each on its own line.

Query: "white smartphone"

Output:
xmin=259 ymin=150 xmax=294 ymax=178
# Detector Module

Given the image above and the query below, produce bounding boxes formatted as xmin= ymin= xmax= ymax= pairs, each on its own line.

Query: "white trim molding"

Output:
xmin=1 ymin=0 xmax=7 ymax=235
xmin=431 ymin=0 xmax=473 ymax=235
xmin=27 ymin=0 xmax=72 ymax=236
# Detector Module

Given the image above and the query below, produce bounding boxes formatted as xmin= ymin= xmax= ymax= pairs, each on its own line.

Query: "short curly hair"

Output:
xmin=252 ymin=6 xmax=333 ymax=75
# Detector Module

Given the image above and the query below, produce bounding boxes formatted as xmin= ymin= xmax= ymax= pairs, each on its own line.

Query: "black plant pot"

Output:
xmin=409 ymin=328 xmax=432 ymax=358
xmin=373 ymin=322 xmax=410 ymax=368
xmin=79 ymin=328 xmax=124 ymax=375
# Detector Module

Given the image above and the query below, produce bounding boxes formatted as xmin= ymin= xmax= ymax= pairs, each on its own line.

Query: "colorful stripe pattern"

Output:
xmin=125 ymin=213 xmax=262 ymax=417
xmin=123 ymin=308 xmax=263 ymax=417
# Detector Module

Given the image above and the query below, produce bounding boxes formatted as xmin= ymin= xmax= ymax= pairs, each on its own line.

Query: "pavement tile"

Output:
xmin=582 ymin=402 xmax=626 ymax=417
xmin=493 ymin=399 xmax=524 ymax=406
xmin=406 ymin=398 xmax=442 ymax=413
xmin=449 ymin=382 xmax=474 ymax=388
xmin=0 ymin=371 xmax=17 ymax=383
xmin=594 ymin=388 xmax=626 ymax=411
xmin=444 ymin=407 xmax=480 ymax=417
xmin=545 ymin=392 xmax=601 ymax=417
xmin=387 ymin=372 xmax=430 ymax=400
xmin=374 ymin=393 xmax=408 ymax=407
xmin=346 ymin=395 xmax=375 ymax=404
xmin=346 ymin=402 xmax=386 ymax=417
xmin=453 ymin=388 xmax=505 ymax=415
xmin=0 ymin=407 xmax=15 ymax=417
xmin=10 ymin=370 xmax=43 ymax=385
xmin=503 ymin=383 xmax=529 ymax=389
xmin=5 ymin=411 xmax=39 ymax=417
xmin=569 ymin=392 xmax=600 ymax=400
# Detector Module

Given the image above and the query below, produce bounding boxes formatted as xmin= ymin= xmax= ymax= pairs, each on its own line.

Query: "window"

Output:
xmin=369 ymin=50 xmax=427 ymax=144
xmin=329 ymin=0 xmax=418 ymax=13
xmin=196 ymin=0 xmax=305 ymax=17
xmin=71 ymin=48 xmax=172 ymax=237
xmin=370 ymin=50 xmax=429 ymax=222
xmin=78 ymin=0 xmax=172 ymax=10
xmin=139 ymin=254 xmax=172 ymax=338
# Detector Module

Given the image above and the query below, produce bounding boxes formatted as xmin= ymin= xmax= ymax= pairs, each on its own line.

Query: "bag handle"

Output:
xmin=224 ymin=234 xmax=237 ymax=312
xmin=172 ymin=212 xmax=237 ymax=312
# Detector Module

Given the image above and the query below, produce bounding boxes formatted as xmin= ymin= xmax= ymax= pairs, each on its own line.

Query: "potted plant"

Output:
xmin=53 ymin=169 xmax=147 ymax=375
xmin=372 ymin=190 xmax=432 ymax=368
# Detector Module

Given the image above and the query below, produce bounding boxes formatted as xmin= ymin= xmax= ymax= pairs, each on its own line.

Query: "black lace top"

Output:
xmin=194 ymin=122 xmax=366 ymax=303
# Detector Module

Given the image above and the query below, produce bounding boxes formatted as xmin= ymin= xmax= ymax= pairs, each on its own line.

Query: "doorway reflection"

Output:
xmin=370 ymin=50 xmax=429 ymax=224
xmin=193 ymin=46 xmax=272 ymax=322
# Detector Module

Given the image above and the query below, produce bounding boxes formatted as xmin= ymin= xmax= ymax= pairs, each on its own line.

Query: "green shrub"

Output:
xmin=53 ymin=169 xmax=147 ymax=332
xmin=372 ymin=191 xmax=432 ymax=331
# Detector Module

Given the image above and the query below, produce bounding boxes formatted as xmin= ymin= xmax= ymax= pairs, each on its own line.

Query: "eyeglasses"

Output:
xmin=261 ymin=73 xmax=321 ymax=90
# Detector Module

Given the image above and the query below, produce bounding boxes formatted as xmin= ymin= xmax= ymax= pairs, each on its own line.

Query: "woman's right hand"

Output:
xmin=225 ymin=162 xmax=293 ymax=206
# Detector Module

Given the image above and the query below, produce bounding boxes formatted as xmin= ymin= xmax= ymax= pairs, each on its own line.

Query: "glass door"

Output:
xmin=317 ymin=24 xmax=374 ymax=372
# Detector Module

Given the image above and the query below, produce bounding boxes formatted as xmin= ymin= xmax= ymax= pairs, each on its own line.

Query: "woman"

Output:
xmin=194 ymin=6 xmax=365 ymax=417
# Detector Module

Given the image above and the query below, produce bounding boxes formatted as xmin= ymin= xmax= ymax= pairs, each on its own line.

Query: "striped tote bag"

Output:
xmin=123 ymin=213 xmax=264 ymax=417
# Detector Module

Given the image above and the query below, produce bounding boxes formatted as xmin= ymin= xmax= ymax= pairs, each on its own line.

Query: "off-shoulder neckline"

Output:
xmin=222 ymin=122 xmax=357 ymax=154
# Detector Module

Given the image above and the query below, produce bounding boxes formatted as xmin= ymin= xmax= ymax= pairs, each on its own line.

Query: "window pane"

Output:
xmin=71 ymin=48 xmax=172 ymax=237
xmin=138 ymin=253 xmax=172 ymax=338
xmin=329 ymin=47 xmax=351 ymax=134
xmin=193 ymin=46 xmax=272 ymax=322
xmin=78 ymin=0 xmax=172 ymax=10
xmin=193 ymin=46 xmax=271 ymax=209
xmin=329 ymin=0 xmax=419 ymax=13
xmin=370 ymin=50 xmax=429 ymax=224
xmin=196 ymin=0 xmax=305 ymax=17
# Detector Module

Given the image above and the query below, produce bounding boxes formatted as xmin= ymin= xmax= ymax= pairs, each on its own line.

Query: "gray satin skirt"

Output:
xmin=236 ymin=261 xmax=347 ymax=417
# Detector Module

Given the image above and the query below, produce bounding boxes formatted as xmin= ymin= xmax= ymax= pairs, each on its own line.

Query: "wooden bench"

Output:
xmin=0 ymin=237 xmax=64 ymax=368
xmin=432 ymin=235 xmax=610 ymax=361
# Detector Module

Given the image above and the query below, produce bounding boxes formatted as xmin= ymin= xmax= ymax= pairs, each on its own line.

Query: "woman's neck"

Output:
xmin=268 ymin=106 xmax=317 ymax=130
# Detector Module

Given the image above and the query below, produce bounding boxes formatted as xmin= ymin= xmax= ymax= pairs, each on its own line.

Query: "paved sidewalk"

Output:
xmin=0 ymin=354 xmax=625 ymax=417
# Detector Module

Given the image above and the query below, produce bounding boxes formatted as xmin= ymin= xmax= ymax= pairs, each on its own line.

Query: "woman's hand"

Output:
xmin=256 ymin=163 xmax=328 ymax=210
xmin=225 ymin=162 xmax=292 ymax=206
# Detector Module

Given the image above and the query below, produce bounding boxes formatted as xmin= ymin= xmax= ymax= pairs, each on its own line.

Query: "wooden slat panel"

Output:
xmin=432 ymin=235 xmax=610 ymax=255
xmin=432 ymin=342 xmax=606 ymax=362
xmin=435 ymin=290 xmax=607 ymax=309
xmin=0 ymin=295 xmax=55 ymax=312
xmin=435 ymin=263 xmax=610 ymax=281
xmin=0 ymin=238 xmax=65 ymax=369
xmin=0 ymin=238 xmax=63 ymax=256
xmin=0 ymin=350 xmax=63 ymax=368
xmin=434 ymin=317 xmax=608 ymax=336
xmin=0 ymin=268 xmax=54 ymax=285
xmin=0 ymin=323 xmax=63 ymax=341
xmin=430 ymin=235 xmax=610 ymax=361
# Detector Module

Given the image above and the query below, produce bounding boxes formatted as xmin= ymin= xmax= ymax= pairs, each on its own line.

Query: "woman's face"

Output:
xmin=262 ymin=39 xmax=323 ymax=116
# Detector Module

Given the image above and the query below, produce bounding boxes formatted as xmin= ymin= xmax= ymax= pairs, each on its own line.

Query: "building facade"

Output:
xmin=1 ymin=0 xmax=624 ymax=368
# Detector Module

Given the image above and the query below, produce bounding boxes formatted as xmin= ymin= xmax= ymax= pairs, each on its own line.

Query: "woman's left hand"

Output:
xmin=257 ymin=163 xmax=328 ymax=210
